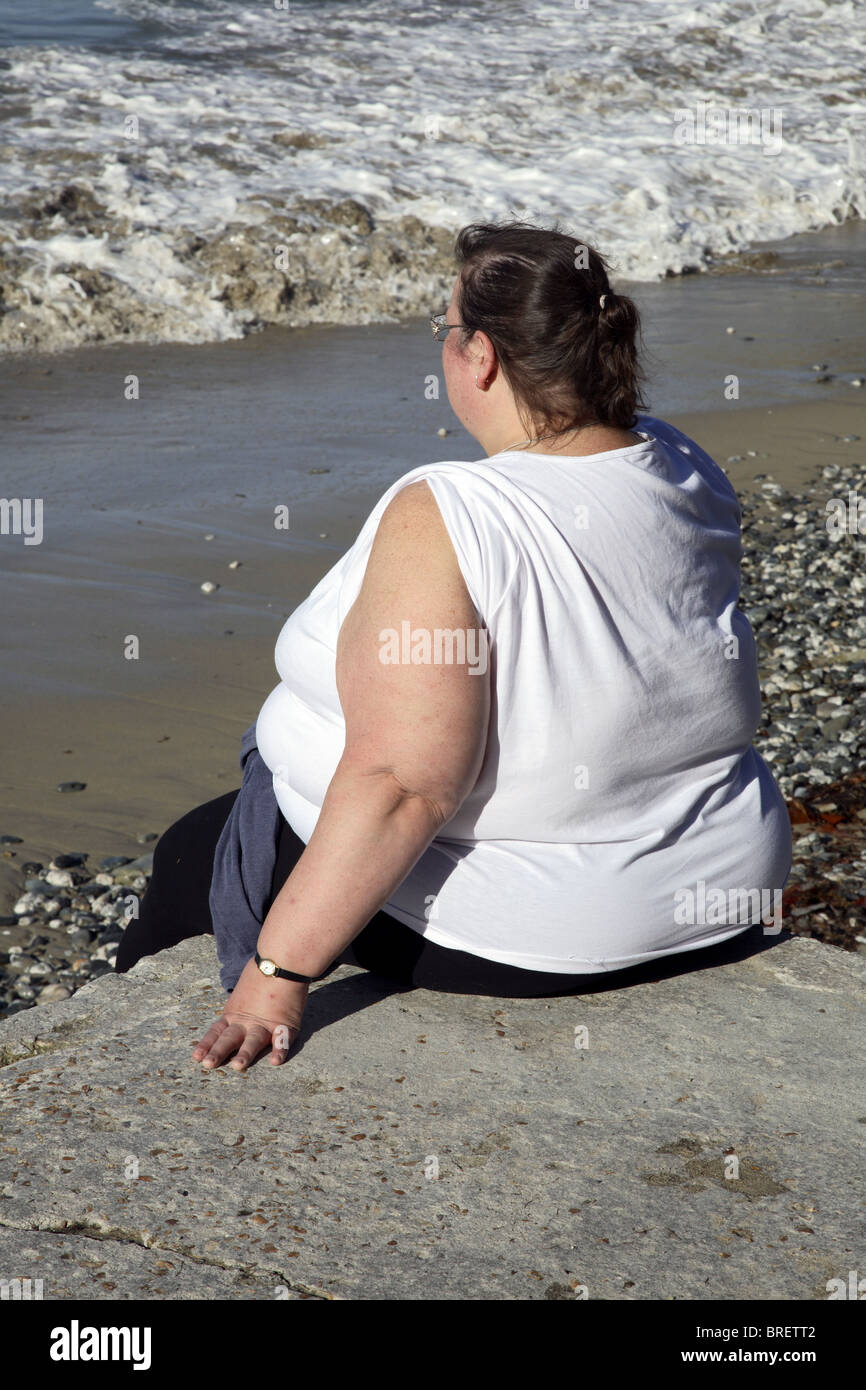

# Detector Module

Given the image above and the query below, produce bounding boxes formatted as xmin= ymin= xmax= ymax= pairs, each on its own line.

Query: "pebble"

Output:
xmin=44 ymin=869 xmax=75 ymax=888
xmin=38 ymin=984 xmax=71 ymax=1003
xmin=200 ymin=581 xmax=219 ymax=594
xmin=56 ymin=782 xmax=86 ymax=793
xmin=52 ymin=852 xmax=87 ymax=869
xmin=116 ymin=853 xmax=154 ymax=874
xmin=228 ymin=559 xmax=241 ymax=569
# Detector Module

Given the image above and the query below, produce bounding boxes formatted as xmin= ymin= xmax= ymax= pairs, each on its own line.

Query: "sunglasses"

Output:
xmin=430 ymin=311 xmax=470 ymax=341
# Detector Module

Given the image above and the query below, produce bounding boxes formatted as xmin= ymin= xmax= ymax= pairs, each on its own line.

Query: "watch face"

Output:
xmin=259 ymin=958 xmax=277 ymax=976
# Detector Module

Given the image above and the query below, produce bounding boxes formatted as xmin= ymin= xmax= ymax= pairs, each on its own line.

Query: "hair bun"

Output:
xmin=453 ymin=221 xmax=648 ymax=430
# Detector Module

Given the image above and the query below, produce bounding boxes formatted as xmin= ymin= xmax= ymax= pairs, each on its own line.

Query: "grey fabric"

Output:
xmin=208 ymin=721 xmax=282 ymax=993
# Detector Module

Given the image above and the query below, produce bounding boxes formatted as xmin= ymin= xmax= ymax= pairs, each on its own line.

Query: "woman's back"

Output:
xmin=439 ymin=415 xmax=762 ymax=840
xmin=256 ymin=414 xmax=792 ymax=972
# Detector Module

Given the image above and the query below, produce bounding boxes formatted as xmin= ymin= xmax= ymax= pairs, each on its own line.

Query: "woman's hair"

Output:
xmin=452 ymin=220 xmax=650 ymax=434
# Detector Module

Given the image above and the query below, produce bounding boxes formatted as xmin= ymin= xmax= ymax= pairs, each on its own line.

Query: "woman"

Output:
xmin=115 ymin=221 xmax=792 ymax=1073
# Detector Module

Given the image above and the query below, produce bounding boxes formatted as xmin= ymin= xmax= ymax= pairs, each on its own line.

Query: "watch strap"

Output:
xmin=255 ymin=950 xmax=316 ymax=984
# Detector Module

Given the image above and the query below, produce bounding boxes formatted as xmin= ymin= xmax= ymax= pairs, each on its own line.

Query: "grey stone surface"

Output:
xmin=0 ymin=932 xmax=863 ymax=1301
xmin=0 ymin=1226 xmax=289 ymax=1300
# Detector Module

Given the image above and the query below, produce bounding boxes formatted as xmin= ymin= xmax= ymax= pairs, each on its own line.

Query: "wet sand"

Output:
xmin=1 ymin=222 xmax=865 ymax=904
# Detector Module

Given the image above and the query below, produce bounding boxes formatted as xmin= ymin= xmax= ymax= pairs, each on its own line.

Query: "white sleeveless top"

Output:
xmin=256 ymin=415 xmax=792 ymax=973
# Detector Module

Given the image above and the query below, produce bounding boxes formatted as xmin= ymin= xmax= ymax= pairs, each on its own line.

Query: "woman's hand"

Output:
xmin=192 ymin=956 xmax=309 ymax=1072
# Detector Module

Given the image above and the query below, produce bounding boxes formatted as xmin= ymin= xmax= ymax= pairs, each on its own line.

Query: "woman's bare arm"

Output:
xmin=194 ymin=479 xmax=490 ymax=1070
xmin=255 ymin=478 xmax=490 ymax=978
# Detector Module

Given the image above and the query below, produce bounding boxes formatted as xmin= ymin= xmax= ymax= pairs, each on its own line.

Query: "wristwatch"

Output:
xmin=255 ymin=950 xmax=316 ymax=984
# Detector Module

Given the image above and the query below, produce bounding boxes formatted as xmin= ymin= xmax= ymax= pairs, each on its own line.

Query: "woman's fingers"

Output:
xmin=269 ymin=1024 xmax=296 ymax=1066
xmin=192 ymin=1016 xmax=290 ymax=1071
xmin=196 ymin=1021 xmax=248 ymax=1070
xmin=228 ymin=1023 xmax=272 ymax=1072
xmin=192 ymin=1018 xmax=228 ymax=1062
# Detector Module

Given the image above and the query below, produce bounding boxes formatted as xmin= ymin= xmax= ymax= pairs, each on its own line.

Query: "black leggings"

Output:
xmin=114 ymin=790 xmax=593 ymax=997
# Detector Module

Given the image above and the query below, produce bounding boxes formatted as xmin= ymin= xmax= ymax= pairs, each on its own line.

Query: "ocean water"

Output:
xmin=0 ymin=0 xmax=864 ymax=353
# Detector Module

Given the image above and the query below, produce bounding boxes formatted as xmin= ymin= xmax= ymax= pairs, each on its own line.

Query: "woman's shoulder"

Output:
xmin=364 ymin=458 xmax=518 ymax=533
xmin=635 ymin=413 xmax=693 ymax=450
xmin=333 ymin=464 xmax=501 ymax=632
xmin=636 ymin=414 xmax=739 ymax=505
xmin=383 ymin=455 xmax=505 ymax=495
xmin=636 ymin=413 xmax=721 ymax=470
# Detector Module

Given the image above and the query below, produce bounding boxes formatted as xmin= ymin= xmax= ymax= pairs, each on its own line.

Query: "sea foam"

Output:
xmin=1 ymin=0 xmax=863 ymax=353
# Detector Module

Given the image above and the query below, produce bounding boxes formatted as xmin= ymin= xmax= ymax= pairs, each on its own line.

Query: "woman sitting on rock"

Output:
xmin=116 ymin=220 xmax=792 ymax=1070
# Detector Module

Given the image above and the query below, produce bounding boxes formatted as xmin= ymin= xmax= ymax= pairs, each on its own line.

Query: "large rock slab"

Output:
xmin=0 ymin=933 xmax=862 ymax=1300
